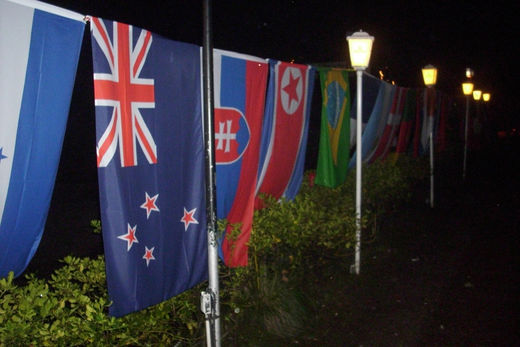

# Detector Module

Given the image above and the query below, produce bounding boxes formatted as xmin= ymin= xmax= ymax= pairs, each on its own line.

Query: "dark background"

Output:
xmin=48 ymin=0 xmax=518 ymax=122
xmin=24 ymin=0 xmax=519 ymax=277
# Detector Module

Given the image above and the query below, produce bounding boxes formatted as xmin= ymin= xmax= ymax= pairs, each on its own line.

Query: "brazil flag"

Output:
xmin=315 ymin=68 xmax=351 ymax=188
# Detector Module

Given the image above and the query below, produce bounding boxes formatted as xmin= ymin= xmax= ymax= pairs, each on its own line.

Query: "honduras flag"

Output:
xmin=0 ymin=0 xmax=84 ymax=278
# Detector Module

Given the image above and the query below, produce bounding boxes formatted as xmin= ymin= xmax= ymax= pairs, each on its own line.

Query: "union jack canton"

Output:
xmin=91 ymin=17 xmax=157 ymax=167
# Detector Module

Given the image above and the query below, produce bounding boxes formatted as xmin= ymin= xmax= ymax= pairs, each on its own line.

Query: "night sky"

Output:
xmin=45 ymin=0 xmax=517 ymax=112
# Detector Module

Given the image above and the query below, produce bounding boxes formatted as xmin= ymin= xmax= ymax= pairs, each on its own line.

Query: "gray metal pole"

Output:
xmin=463 ymin=96 xmax=469 ymax=180
xmin=430 ymin=129 xmax=434 ymax=208
xmin=426 ymin=88 xmax=434 ymax=208
xmin=201 ymin=0 xmax=221 ymax=345
xmin=354 ymin=69 xmax=363 ymax=275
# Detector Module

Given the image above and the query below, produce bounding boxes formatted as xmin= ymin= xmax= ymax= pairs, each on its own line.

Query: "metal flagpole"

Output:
xmin=201 ymin=0 xmax=221 ymax=346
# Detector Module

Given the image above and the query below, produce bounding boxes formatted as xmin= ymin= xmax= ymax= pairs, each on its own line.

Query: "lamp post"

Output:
xmin=472 ymin=90 xmax=482 ymax=151
xmin=473 ymin=90 xmax=482 ymax=123
xmin=346 ymin=30 xmax=374 ymax=275
xmin=462 ymin=81 xmax=474 ymax=179
xmin=482 ymin=93 xmax=491 ymax=102
xmin=422 ymin=65 xmax=437 ymax=208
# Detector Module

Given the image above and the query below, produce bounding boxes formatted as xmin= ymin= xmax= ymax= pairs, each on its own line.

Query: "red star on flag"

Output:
xmin=140 ymin=192 xmax=159 ymax=219
xmin=180 ymin=207 xmax=198 ymax=231
xmin=283 ymin=70 xmax=301 ymax=107
xmin=117 ymin=224 xmax=139 ymax=251
xmin=143 ymin=246 xmax=155 ymax=267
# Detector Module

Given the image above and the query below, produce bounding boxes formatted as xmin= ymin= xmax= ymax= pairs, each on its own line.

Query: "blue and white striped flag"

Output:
xmin=0 ymin=0 xmax=85 ymax=278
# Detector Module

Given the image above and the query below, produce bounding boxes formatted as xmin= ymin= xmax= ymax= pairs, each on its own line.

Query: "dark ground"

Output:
xmin=20 ymin=133 xmax=519 ymax=346
xmin=305 ymin=136 xmax=520 ymax=346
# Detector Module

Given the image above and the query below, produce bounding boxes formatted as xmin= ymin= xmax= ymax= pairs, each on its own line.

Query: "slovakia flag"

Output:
xmin=91 ymin=18 xmax=207 ymax=316
xmin=213 ymin=49 xmax=268 ymax=267
xmin=256 ymin=60 xmax=314 ymax=206
xmin=0 ymin=0 xmax=84 ymax=278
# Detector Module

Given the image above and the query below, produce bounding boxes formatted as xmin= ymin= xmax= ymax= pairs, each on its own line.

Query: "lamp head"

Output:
xmin=346 ymin=30 xmax=374 ymax=70
xmin=473 ymin=90 xmax=482 ymax=101
xmin=422 ymin=64 xmax=437 ymax=87
xmin=462 ymin=81 xmax=474 ymax=95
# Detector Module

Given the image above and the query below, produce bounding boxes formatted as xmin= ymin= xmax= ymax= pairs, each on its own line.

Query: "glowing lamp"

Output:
xmin=346 ymin=30 xmax=374 ymax=70
xmin=465 ymin=68 xmax=474 ymax=79
xmin=462 ymin=81 xmax=474 ymax=95
xmin=473 ymin=90 xmax=482 ymax=101
xmin=483 ymin=93 xmax=491 ymax=102
xmin=422 ymin=65 xmax=437 ymax=87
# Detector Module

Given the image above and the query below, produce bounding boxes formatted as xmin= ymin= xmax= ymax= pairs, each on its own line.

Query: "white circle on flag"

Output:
xmin=280 ymin=67 xmax=303 ymax=115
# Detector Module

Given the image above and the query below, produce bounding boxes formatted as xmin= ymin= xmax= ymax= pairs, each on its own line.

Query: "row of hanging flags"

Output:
xmin=317 ymin=72 xmax=450 ymax=187
xmin=0 ymin=0 xmax=450 ymax=316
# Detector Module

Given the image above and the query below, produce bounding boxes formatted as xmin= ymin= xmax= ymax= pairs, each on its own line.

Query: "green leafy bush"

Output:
xmin=1 ymin=256 xmax=205 ymax=345
xmin=1 ymin=157 xmax=427 ymax=344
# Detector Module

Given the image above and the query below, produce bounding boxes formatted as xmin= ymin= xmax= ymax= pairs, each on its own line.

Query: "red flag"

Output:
xmin=256 ymin=60 xmax=314 ymax=207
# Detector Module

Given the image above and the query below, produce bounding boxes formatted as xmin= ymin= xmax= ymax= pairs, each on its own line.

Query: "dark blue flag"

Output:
xmin=91 ymin=17 xmax=207 ymax=317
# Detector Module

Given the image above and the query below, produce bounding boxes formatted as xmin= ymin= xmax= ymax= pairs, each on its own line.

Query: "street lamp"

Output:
xmin=422 ymin=65 xmax=437 ymax=208
xmin=482 ymin=93 xmax=491 ymax=102
xmin=465 ymin=68 xmax=474 ymax=79
xmin=346 ymin=30 xmax=374 ymax=275
xmin=422 ymin=64 xmax=438 ymax=87
xmin=462 ymin=82 xmax=474 ymax=95
xmin=462 ymin=80 xmax=474 ymax=179
xmin=473 ymin=90 xmax=482 ymax=101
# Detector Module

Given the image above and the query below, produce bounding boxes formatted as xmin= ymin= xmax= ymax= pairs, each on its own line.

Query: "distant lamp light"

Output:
xmin=466 ymin=68 xmax=474 ymax=79
xmin=346 ymin=30 xmax=374 ymax=70
xmin=483 ymin=93 xmax=491 ymax=102
xmin=422 ymin=64 xmax=437 ymax=87
xmin=473 ymin=90 xmax=482 ymax=101
xmin=462 ymin=81 xmax=474 ymax=95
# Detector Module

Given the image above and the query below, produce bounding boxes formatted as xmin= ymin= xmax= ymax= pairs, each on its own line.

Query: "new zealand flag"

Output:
xmin=91 ymin=18 xmax=207 ymax=317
